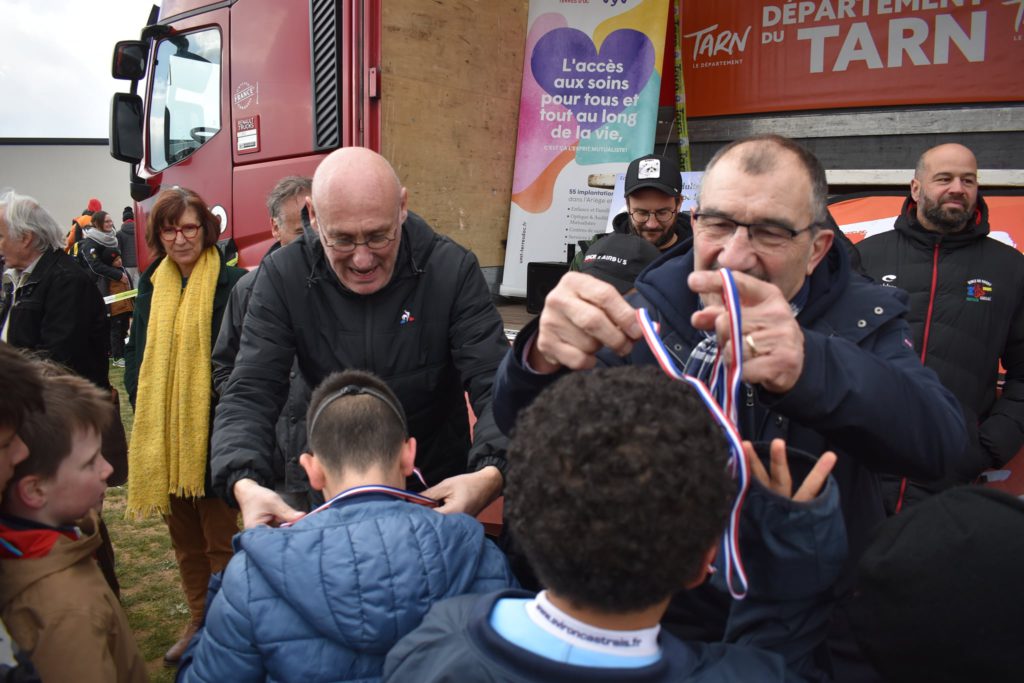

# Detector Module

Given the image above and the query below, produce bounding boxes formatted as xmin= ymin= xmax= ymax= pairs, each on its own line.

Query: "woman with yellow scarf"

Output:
xmin=123 ymin=187 xmax=246 ymax=666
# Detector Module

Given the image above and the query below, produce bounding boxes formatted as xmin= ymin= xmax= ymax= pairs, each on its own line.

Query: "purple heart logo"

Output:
xmin=531 ymin=28 xmax=654 ymax=131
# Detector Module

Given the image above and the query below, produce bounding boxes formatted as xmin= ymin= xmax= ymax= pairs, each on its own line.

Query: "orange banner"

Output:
xmin=679 ymin=1 xmax=1024 ymax=117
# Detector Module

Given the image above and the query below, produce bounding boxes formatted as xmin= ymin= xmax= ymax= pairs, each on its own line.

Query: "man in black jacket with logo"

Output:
xmin=212 ymin=148 xmax=509 ymax=527
xmin=857 ymin=143 xmax=1024 ymax=512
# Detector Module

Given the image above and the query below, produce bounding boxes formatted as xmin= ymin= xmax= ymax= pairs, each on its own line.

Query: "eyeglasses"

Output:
xmin=159 ymin=223 xmax=201 ymax=241
xmin=693 ymin=212 xmax=814 ymax=250
xmin=629 ymin=208 xmax=676 ymax=223
xmin=322 ymin=228 xmax=398 ymax=253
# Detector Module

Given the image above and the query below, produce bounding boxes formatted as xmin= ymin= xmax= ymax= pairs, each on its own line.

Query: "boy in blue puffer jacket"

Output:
xmin=178 ymin=370 xmax=516 ymax=683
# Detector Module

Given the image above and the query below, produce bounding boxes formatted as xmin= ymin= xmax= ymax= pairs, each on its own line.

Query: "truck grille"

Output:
xmin=310 ymin=0 xmax=341 ymax=150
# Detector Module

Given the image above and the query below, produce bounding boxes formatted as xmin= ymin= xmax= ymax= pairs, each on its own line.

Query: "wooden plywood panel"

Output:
xmin=382 ymin=0 xmax=528 ymax=267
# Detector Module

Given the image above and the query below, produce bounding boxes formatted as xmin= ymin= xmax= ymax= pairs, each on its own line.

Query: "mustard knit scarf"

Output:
xmin=127 ymin=247 xmax=220 ymax=517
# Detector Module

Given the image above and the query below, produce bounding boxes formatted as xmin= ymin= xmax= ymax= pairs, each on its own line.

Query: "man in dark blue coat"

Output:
xmin=492 ymin=135 xmax=969 ymax=681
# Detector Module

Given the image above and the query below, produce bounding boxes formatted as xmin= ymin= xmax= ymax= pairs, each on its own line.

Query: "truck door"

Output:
xmin=140 ymin=9 xmax=232 ymax=259
xmin=225 ymin=0 xmax=379 ymax=269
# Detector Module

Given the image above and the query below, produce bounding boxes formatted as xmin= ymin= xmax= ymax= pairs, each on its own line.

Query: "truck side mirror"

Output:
xmin=112 ymin=40 xmax=148 ymax=81
xmin=110 ymin=93 xmax=144 ymax=164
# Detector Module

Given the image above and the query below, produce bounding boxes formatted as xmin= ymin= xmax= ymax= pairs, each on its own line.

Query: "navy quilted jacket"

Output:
xmin=177 ymin=494 xmax=516 ymax=683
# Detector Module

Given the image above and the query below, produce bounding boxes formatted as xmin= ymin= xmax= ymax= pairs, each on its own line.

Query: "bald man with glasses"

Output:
xmin=212 ymin=148 xmax=510 ymax=530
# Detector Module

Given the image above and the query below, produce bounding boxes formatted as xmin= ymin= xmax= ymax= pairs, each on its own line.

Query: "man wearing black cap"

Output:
xmin=579 ymin=233 xmax=660 ymax=294
xmin=571 ymin=154 xmax=692 ymax=270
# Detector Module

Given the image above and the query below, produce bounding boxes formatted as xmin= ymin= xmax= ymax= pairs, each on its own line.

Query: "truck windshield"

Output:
xmin=148 ymin=29 xmax=221 ymax=172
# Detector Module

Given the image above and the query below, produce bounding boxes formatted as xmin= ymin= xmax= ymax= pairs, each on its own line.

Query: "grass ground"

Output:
xmin=107 ymin=365 xmax=183 ymax=683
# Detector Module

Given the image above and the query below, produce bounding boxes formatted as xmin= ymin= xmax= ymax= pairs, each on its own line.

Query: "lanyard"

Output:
xmin=280 ymin=484 xmax=438 ymax=528
xmin=636 ymin=267 xmax=750 ymax=599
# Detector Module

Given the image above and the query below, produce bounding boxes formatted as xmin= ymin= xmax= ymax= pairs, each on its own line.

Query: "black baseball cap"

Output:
xmin=580 ymin=233 xmax=661 ymax=294
xmin=624 ymin=154 xmax=682 ymax=197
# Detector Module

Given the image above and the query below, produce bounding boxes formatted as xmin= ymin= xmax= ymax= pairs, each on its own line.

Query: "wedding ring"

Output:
xmin=745 ymin=333 xmax=759 ymax=358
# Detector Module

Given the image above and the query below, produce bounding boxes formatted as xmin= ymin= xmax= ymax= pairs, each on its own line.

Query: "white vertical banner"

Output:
xmin=500 ymin=0 xmax=671 ymax=297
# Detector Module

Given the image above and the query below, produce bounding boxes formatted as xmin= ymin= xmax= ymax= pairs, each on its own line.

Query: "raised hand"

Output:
xmin=745 ymin=438 xmax=837 ymax=502
xmin=688 ymin=269 xmax=805 ymax=393
xmin=528 ymin=272 xmax=642 ymax=373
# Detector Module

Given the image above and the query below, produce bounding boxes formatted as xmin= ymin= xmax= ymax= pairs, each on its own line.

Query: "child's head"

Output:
xmin=506 ymin=366 xmax=735 ymax=614
xmin=3 ymin=371 xmax=113 ymax=526
xmin=301 ymin=370 xmax=414 ymax=492
xmin=102 ymin=247 xmax=122 ymax=268
xmin=0 ymin=344 xmax=45 ymax=500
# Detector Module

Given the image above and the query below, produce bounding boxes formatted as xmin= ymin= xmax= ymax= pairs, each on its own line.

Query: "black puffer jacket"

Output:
xmin=212 ymin=242 xmax=312 ymax=501
xmin=211 ymin=212 xmax=509 ymax=502
xmin=0 ymin=248 xmax=109 ymax=389
xmin=858 ymin=196 xmax=1024 ymax=469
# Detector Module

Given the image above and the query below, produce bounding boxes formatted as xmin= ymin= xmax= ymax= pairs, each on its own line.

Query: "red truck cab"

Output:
xmin=110 ymin=0 xmax=380 ymax=270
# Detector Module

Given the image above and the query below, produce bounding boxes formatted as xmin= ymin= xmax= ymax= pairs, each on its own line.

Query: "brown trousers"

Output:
xmin=164 ymin=495 xmax=239 ymax=622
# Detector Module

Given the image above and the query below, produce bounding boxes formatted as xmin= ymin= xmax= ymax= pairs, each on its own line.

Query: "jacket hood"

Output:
xmin=895 ymin=193 xmax=991 ymax=248
xmin=0 ymin=513 xmax=101 ymax=606
xmin=235 ymin=497 xmax=497 ymax=652
xmin=299 ymin=210 xmax=439 ymax=296
xmin=83 ymin=227 xmax=119 ymax=249
xmin=634 ymin=233 xmax=851 ymax=334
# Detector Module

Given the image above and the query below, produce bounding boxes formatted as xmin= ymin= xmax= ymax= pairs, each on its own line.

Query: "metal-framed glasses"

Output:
xmin=322 ymin=228 xmax=398 ymax=253
xmin=629 ymin=208 xmax=676 ymax=223
xmin=693 ymin=212 xmax=813 ymax=250
xmin=159 ymin=223 xmax=202 ymax=241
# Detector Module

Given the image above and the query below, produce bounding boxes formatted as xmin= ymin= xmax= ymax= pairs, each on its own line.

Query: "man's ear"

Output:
xmin=14 ymin=475 xmax=48 ymax=511
xmin=399 ymin=437 xmax=417 ymax=478
xmin=270 ymin=217 xmax=282 ymax=241
xmin=298 ymin=453 xmax=326 ymax=492
xmin=305 ymin=197 xmax=317 ymax=231
xmin=910 ymin=178 xmax=921 ymax=203
xmin=684 ymin=544 xmax=719 ymax=589
xmin=805 ymin=225 xmax=835 ymax=276
xmin=399 ymin=187 xmax=409 ymax=226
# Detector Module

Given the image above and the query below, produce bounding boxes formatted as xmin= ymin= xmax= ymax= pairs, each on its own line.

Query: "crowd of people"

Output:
xmin=0 ymin=136 xmax=1022 ymax=682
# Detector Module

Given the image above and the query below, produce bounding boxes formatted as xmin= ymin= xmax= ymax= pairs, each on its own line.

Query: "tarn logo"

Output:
xmin=966 ymin=278 xmax=993 ymax=302
xmin=400 ymin=309 xmax=415 ymax=325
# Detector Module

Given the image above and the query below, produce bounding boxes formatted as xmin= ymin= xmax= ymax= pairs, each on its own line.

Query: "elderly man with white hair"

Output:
xmin=0 ymin=190 xmax=110 ymax=388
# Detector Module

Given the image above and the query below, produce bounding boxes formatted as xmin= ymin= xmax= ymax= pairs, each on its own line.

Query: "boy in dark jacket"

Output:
xmin=0 ymin=371 xmax=146 ymax=683
xmin=384 ymin=367 xmax=845 ymax=683
xmin=179 ymin=369 xmax=516 ymax=683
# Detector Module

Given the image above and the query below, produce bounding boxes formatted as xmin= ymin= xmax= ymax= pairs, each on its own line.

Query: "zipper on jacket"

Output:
xmin=896 ymin=242 xmax=941 ymax=514
xmin=364 ymin=298 xmax=374 ymax=371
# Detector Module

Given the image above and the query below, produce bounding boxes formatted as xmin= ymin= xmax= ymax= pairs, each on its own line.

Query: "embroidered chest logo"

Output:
xmin=400 ymin=309 xmax=415 ymax=325
xmin=966 ymin=278 xmax=993 ymax=302
xmin=880 ymin=274 xmax=897 ymax=288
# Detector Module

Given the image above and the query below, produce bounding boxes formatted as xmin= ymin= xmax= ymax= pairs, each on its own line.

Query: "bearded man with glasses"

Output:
xmin=570 ymin=153 xmax=692 ymax=271
xmin=492 ymin=134 xmax=972 ymax=682
xmin=212 ymin=147 xmax=509 ymax=532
